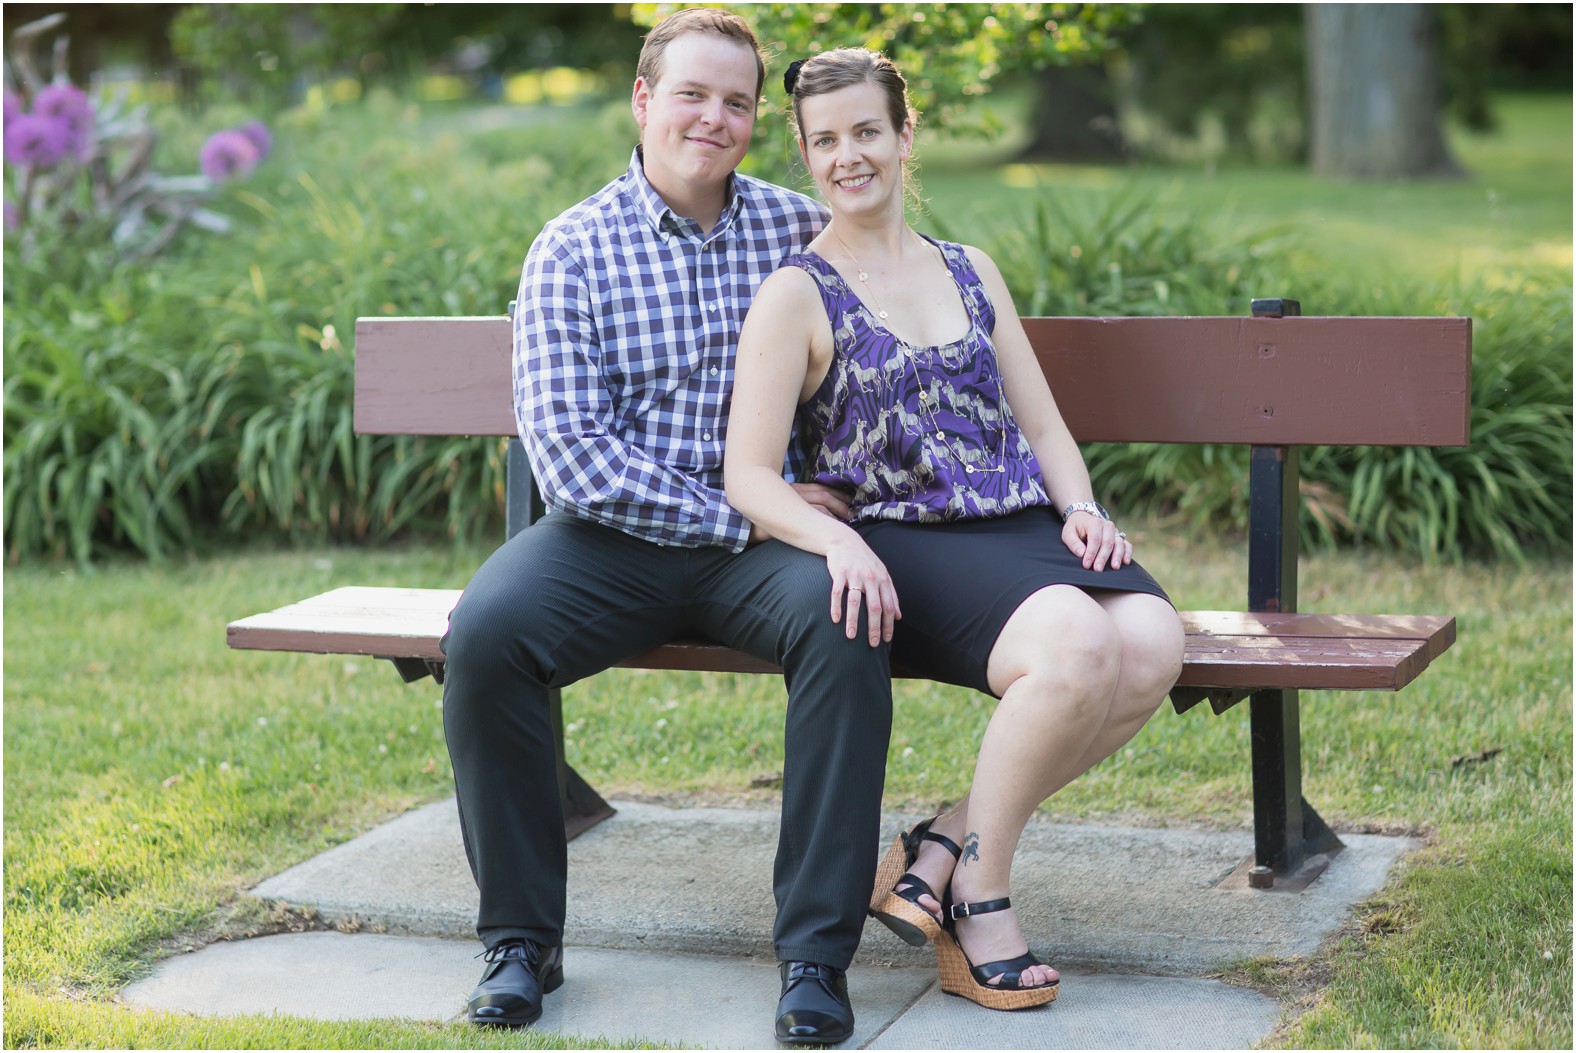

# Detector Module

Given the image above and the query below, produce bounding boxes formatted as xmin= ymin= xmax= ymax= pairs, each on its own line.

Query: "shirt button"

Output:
xmin=708 ymin=303 xmax=718 ymax=312
xmin=703 ymin=431 xmax=713 ymax=442
xmin=710 ymin=366 xmax=720 ymax=376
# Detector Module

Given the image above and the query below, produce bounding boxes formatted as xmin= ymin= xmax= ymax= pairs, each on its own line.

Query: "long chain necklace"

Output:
xmin=831 ymin=230 xmax=1008 ymax=475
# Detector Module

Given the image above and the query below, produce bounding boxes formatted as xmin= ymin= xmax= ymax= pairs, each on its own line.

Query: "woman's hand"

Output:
xmin=825 ymin=535 xmax=901 ymax=646
xmin=1062 ymin=510 xmax=1133 ymax=571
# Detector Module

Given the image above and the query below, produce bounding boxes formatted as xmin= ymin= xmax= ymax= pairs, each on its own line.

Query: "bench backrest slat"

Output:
xmin=354 ymin=315 xmax=1471 ymax=447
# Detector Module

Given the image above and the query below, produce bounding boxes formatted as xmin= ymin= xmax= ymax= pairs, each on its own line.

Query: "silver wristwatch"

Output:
xmin=1062 ymin=501 xmax=1110 ymax=521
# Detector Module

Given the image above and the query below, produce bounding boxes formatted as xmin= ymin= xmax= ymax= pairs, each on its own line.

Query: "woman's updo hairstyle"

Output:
xmin=784 ymin=48 xmax=918 ymax=148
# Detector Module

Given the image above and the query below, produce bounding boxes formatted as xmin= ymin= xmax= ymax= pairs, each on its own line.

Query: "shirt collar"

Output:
xmin=627 ymin=146 xmax=745 ymax=241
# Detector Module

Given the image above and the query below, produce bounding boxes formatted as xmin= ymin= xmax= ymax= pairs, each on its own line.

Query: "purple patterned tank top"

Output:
xmin=786 ymin=236 xmax=1051 ymax=523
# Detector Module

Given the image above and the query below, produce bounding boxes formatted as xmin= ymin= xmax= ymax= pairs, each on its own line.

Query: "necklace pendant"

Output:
xmin=935 ymin=431 xmax=945 ymax=441
xmin=965 ymin=465 xmax=977 ymax=474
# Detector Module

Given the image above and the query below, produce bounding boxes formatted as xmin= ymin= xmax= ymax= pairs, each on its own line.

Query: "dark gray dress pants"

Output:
xmin=440 ymin=513 xmax=892 ymax=970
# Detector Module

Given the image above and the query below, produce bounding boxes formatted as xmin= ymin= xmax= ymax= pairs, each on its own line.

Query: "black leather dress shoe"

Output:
xmin=775 ymin=960 xmax=854 ymax=1045
xmin=466 ymin=939 xmax=565 ymax=1027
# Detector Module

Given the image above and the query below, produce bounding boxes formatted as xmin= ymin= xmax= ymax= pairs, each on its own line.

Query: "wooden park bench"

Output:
xmin=228 ymin=298 xmax=1469 ymax=891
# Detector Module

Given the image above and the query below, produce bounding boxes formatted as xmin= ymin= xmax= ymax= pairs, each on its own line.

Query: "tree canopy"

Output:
xmin=636 ymin=3 xmax=1136 ymax=140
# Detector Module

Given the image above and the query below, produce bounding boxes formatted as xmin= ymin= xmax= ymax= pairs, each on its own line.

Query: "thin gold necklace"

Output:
xmin=830 ymin=231 xmax=1008 ymax=475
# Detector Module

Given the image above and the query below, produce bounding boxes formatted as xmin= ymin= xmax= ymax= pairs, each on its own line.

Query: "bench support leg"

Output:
xmin=1249 ymin=687 xmax=1343 ymax=889
xmin=550 ymin=686 xmax=616 ymax=840
xmin=1244 ymin=424 xmax=1343 ymax=890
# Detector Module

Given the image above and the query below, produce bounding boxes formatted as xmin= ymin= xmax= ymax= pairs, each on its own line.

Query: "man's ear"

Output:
xmin=632 ymin=76 xmax=652 ymax=131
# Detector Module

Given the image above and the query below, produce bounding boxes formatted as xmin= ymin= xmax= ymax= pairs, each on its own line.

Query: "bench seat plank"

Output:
xmin=227 ymin=587 xmax=1452 ymax=694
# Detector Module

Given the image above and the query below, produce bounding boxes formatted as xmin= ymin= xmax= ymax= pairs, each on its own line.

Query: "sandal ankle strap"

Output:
xmin=902 ymin=815 xmax=963 ymax=864
xmin=924 ymin=830 xmax=963 ymax=860
xmin=948 ymin=896 xmax=1012 ymax=921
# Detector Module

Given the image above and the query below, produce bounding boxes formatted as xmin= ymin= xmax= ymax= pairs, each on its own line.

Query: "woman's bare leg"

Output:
xmin=902 ymin=588 xmax=1183 ymax=987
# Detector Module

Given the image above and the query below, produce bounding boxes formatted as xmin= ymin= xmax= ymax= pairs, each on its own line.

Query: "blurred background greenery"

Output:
xmin=4 ymin=3 xmax=1571 ymax=566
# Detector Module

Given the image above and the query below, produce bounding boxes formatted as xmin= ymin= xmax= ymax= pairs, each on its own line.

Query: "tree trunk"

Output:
xmin=1305 ymin=3 xmax=1461 ymax=178
xmin=1017 ymin=65 xmax=1128 ymax=162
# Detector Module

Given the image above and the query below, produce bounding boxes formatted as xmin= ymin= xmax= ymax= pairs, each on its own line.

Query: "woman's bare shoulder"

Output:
xmin=959 ymin=243 xmax=1005 ymax=281
xmin=753 ymin=260 xmax=825 ymax=311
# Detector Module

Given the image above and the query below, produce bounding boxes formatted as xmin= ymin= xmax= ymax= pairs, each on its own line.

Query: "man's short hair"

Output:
xmin=636 ymin=7 xmax=766 ymax=98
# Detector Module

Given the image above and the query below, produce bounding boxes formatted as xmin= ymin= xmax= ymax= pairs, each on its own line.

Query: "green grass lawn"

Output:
xmin=4 ymin=532 xmax=1571 ymax=1048
xmin=916 ymin=93 xmax=1572 ymax=288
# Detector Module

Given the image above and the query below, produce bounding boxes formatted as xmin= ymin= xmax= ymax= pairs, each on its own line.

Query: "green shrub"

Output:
xmin=942 ymin=182 xmax=1296 ymax=316
xmin=1299 ymin=271 xmax=1572 ymax=563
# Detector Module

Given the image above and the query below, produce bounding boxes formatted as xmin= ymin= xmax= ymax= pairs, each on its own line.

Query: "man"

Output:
xmin=440 ymin=8 xmax=891 ymax=1045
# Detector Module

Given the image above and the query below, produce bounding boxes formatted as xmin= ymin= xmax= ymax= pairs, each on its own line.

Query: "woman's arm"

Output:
xmin=725 ymin=268 xmax=901 ymax=644
xmin=965 ymin=245 xmax=1131 ymax=572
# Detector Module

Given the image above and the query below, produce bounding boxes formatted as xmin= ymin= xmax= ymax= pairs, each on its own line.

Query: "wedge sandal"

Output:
xmin=868 ymin=815 xmax=962 ymax=946
xmin=934 ymin=896 xmax=1058 ymax=1010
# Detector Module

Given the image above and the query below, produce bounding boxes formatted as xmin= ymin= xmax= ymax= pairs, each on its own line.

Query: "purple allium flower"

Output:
xmin=4 ymin=89 xmax=21 ymax=127
xmin=34 ymin=83 xmax=93 ymax=136
xmin=199 ymin=128 xmax=261 ymax=182
xmin=4 ymin=113 xmax=72 ymax=168
xmin=33 ymin=84 xmax=95 ymax=163
xmin=234 ymin=120 xmax=272 ymax=161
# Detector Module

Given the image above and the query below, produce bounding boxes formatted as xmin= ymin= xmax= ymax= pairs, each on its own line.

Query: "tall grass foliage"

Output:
xmin=4 ymin=95 xmax=1570 ymax=564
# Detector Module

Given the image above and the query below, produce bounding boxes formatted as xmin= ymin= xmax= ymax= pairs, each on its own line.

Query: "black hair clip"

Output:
xmin=783 ymin=58 xmax=805 ymax=95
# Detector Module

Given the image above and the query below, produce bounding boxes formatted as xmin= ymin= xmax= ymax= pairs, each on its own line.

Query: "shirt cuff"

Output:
xmin=703 ymin=499 xmax=752 ymax=553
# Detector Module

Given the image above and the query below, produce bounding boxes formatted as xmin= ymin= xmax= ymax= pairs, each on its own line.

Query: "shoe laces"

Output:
xmin=786 ymin=961 xmax=840 ymax=982
xmin=479 ymin=940 xmax=538 ymax=966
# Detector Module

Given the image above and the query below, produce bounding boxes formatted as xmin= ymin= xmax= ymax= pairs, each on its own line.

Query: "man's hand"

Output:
xmin=746 ymin=482 xmax=854 ymax=544
xmin=789 ymin=482 xmax=854 ymax=522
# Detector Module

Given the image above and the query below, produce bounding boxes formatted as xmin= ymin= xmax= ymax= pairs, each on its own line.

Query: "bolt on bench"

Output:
xmin=228 ymin=298 xmax=1468 ymax=890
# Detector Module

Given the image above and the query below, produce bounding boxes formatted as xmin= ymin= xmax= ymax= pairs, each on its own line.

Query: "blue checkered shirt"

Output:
xmin=514 ymin=150 xmax=827 ymax=550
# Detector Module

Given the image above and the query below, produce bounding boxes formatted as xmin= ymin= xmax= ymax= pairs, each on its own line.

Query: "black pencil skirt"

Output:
xmin=856 ymin=505 xmax=1172 ymax=696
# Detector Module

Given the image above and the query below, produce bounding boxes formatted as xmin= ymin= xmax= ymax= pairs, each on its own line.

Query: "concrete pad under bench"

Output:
xmin=251 ymin=796 xmax=1417 ymax=975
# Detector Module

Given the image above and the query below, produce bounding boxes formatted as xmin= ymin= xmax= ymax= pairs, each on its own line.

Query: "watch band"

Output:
xmin=1062 ymin=501 xmax=1110 ymax=521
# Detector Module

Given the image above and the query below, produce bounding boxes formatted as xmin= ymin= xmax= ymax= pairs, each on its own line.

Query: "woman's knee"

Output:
xmin=988 ymin=588 xmax=1123 ymax=702
xmin=1111 ymin=598 xmax=1186 ymax=700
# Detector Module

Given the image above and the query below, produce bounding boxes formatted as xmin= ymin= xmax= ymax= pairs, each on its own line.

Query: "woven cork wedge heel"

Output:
xmin=934 ymin=897 xmax=1058 ymax=1011
xmin=867 ymin=816 xmax=961 ymax=947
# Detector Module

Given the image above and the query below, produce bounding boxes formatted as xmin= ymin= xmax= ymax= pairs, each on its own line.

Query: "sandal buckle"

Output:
xmin=948 ymin=902 xmax=971 ymax=920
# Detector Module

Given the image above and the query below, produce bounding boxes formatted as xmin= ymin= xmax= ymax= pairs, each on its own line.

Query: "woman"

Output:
xmin=724 ymin=49 xmax=1185 ymax=1011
